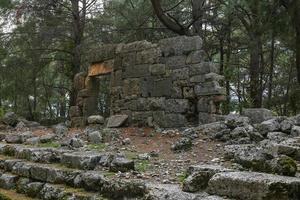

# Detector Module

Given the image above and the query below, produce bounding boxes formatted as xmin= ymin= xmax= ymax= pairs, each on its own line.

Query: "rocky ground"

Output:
xmin=0 ymin=109 xmax=299 ymax=199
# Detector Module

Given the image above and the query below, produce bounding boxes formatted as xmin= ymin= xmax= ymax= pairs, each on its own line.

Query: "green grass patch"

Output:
xmin=124 ymin=151 xmax=137 ymax=160
xmin=136 ymin=160 xmax=151 ymax=172
xmin=176 ymin=171 xmax=188 ymax=183
xmin=86 ymin=143 xmax=107 ymax=151
xmin=38 ymin=142 xmax=61 ymax=148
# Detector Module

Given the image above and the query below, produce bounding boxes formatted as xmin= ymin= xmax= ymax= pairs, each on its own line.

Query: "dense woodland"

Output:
xmin=0 ymin=0 xmax=299 ymax=123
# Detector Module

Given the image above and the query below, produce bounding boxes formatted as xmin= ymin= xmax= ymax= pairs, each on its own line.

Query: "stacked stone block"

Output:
xmin=71 ymin=36 xmax=225 ymax=127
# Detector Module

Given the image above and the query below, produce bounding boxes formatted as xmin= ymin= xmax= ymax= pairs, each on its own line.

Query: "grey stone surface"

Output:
xmin=87 ymin=115 xmax=104 ymax=124
xmin=0 ymin=173 xmax=18 ymax=189
xmin=88 ymin=130 xmax=103 ymax=144
xmin=207 ymin=171 xmax=300 ymax=200
xmin=2 ymin=112 xmax=18 ymax=126
xmin=171 ymin=137 xmax=192 ymax=151
xmin=183 ymin=165 xmax=233 ymax=192
xmin=107 ymin=115 xmax=128 ymax=128
xmin=61 ymin=152 xmax=103 ymax=170
xmin=242 ymin=108 xmax=274 ymax=124
xmin=109 ymin=157 xmax=135 ymax=172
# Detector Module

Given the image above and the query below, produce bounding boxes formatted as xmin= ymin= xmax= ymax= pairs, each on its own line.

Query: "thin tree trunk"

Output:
xmin=249 ymin=34 xmax=262 ymax=108
xmin=268 ymin=31 xmax=275 ymax=108
xmin=284 ymin=63 xmax=293 ymax=115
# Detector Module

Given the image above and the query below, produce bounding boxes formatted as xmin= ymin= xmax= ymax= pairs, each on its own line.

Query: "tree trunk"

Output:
xmin=70 ymin=0 xmax=86 ymax=106
xmin=296 ymin=26 xmax=300 ymax=85
xmin=267 ymin=31 xmax=275 ymax=108
xmin=249 ymin=34 xmax=262 ymax=108
xmin=192 ymin=0 xmax=205 ymax=35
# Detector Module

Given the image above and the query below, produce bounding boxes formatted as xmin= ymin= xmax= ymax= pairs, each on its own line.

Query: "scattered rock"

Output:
xmin=171 ymin=137 xmax=193 ymax=151
xmin=109 ymin=157 xmax=135 ymax=172
xmin=87 ymin=115 xmax=105 ymax=124
xmin=40 ymin=134 xmax=55 ymax=143
xmin=2 ymin=112 xmax=18 ymax=127
xmin=88 ymin=131 xmax=102 ymax=144
xmin=53 ymin=123 xmax=68 ymax=135
xmin=242 ymin=108 xmax=274 ymax=124
xmin=138 ymin=153 xmax=150 ymax=160
xmin=107 ymin=115 xmax=128 ymax=128
xmin=0 ymin=173 xmax=18 ymax=189
xmin=5 ymin=134 xmax=23 ymax=144
xmin=291 ymin=126 xmax=300 ymax=137
xmin=122 ymin=138 xmax=131 ymax=145
xmin=258 ymin=118 xmax=281 ymax=136
xmin=181 ymin=128 xmax=198 ymax=139
xmin=225 ymin=114 xmax=250 ymax=129
xmin=69 ymin=138 xmax=84 ymax=148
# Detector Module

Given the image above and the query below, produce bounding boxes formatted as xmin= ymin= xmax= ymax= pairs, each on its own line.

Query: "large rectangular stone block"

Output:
xmin=149 ymin=64 xmax=166 ymax=75
xmin=152 ymin=78 xmax=172 ymax=97
xmin=165 ymin=56 xmax=187 ymax=69
xmin=194 ymin=81 xmax=225 ymax=96
xmin=165 ymin=99 xmax=189 ymax=113
xmin=136 ymin=48 xmax=161 ymax=64
xmin=123 ymin=64 xmax=150 ymax=78
xmin=159 ymin=36 xmax=202 ymax=57
xmin=189 ymin=62 xmax=219 ymax=76
xmin=186 ymin=50 xmax=204 ymax=64
xmin=153 ymin=111 xmax=187 ymax=127
xmin=123 ymin=78 xmax=141 ymax=96
xmin=122 ymin=52 xmax=136 ymax=67
xmin=207 ymin=172 xmax=300 ymax=200
xmin=171 ymin=68 xmax=189 ymax=80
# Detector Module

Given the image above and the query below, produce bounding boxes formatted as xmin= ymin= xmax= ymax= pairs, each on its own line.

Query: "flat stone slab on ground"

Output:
xmin=106 ymin=115 xmax=128 ymax=128
xmin=61 ymin=152 xmax=103 ymax=170
xmin=208 ymin=171 xmax=300 ymax=200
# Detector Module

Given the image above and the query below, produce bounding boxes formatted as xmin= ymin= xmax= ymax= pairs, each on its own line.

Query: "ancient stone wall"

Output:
xmin=71 ymin=36 xmax=225 ymax=127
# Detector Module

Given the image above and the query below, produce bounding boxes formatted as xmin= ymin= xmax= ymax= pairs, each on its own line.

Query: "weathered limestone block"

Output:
xmin=195 ymin=81 xmax=225 ymax=96
xmin=153 ymin=111 xmax=187 ymax=127
xmin=183 ymin=165 xmax=233 ymax=192
xmin=242 ymin=108 xmax=274 ymax=124
xmin=207 ymin=172 xmax=300 ymax=200
xmin=171 ymin=87 xmax=183 ymax=98
xmin=111 ymin=70 xmax=123 ymax=86
xmin=149 ymin=64 xmax=166 ymax=75
xmin=136 ymin=47 xmax=161 ymax=64
xmin=189 ymin=62 xmax=219 ymax=76
xmin=119 ymin=40 xmax=156 ymax=53
xmin=152 ymin=78 xmax=172 ymax=97
xmin=123 ymin=78 xmax=141 ymax=96
xmin=0 ymin=173 xmax=18 ymax=189
xmin=73 ymin=72 xmax=86 ymax=90
xmin=186 ymin=50 xmax=204 ymax=64
xmin=132 ymin=111 xmax=153 ymax=126
xmin=69 ymin=106 xmax=81 ymax=118
xmin=190 ymin=75 xmax=205 ymax=83
xmin=197 ymin=98 xmax=216 ymax=113
xmin=171 ymin=68 xmax=189 ymax=80
xmin=107 ymin=115 xmax=128 ymax=128
xmin=165 ymin=55 xmax=187 ymax=69
xmin=122 ymin=52 xmax=136 ymax=67
xmin=183 ymin=87 xmax=195 ymax=99
xmin=61 ymin=152 xmax=103 ymax=170
xmin=165 ymin=99 xmax=189 ymax=113
xmin=123 ymin=64 xmax=150 ymax=78
xmin=159 ymin=36 xmax=202 ymax=56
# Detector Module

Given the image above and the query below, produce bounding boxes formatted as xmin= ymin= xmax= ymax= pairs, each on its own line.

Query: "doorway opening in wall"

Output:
xmin=96 ymin=74 xmax=111 ymax=118
xmin=88 ymin=61 xmax=113 ymax=118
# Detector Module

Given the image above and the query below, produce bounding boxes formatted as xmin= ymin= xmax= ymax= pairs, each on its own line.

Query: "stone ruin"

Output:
xmin=70 ymin=36 xmax=225 ymax=127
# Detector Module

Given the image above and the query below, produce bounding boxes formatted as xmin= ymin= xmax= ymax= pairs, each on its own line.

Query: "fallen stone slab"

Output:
xmin=207 ymin=171 xmax=300 ymax=200
xmin=276 ymin=137 xmax=300 ymax=161
xmin=87 ymin=115 xmax=104 ymax=124
xmin=106 ymin=115 xmax=128 ymax=128
xmin=147 ymin=183 xmax=229 ymax=200
xmin=0 ymin=173 xmax=18 ymax=189
xmin=61 ymin=152 xmax=103 ymax=170
xmin=242 ymin=108 xmax=274 ymax=124
xmin=183 ymin=165 xmax=234 ymax=192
